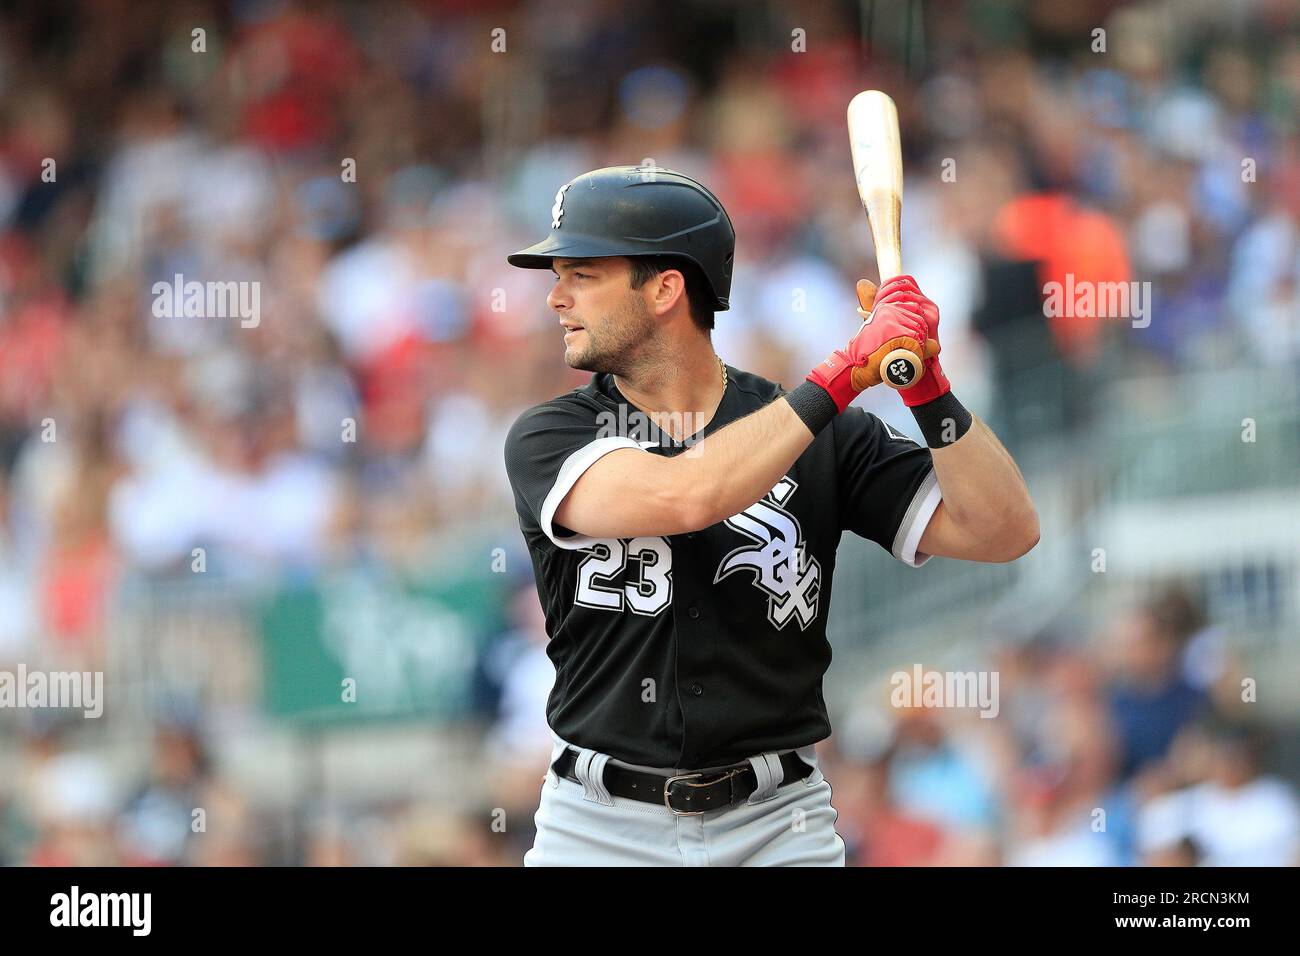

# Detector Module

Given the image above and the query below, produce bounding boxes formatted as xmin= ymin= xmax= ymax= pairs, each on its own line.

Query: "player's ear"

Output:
xmin=648 ymin=266 xmax=686 ymax=317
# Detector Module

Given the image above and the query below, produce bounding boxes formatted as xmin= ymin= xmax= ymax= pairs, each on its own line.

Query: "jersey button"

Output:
xmin=688 ymin=606 xmax=701 ymax=620
xmin=691 ymin=682 xmax=704 ymax=696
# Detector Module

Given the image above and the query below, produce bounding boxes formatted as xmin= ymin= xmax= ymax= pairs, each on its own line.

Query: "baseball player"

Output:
xmin=503 ymin=165 xmax=1037 ymax=866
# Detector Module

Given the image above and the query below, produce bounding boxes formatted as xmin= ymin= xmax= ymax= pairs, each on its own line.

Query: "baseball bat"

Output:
xmin=846 ymin=90 xmax=925 ymax=390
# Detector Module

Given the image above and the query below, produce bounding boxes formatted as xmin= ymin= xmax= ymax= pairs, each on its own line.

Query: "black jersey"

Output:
xmin=502 ymin=365 xmax=941 ymax=768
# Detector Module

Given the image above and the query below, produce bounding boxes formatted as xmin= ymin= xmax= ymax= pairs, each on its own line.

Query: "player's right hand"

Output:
xmin=804 ymin=277 xmax=938 ymax=413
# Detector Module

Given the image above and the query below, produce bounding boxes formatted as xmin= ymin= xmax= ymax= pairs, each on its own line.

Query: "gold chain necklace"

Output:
xmin=615 ymin=356 xmax=726 ymax=441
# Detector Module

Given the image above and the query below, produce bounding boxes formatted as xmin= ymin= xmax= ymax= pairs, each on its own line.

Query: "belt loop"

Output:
xmin=745 ymin=752 xmax=784 ymax=805
xmin=575 ymin=748 xmax=615 ymax=806
xmin=547 ymin=734 xmax=570 ymax=790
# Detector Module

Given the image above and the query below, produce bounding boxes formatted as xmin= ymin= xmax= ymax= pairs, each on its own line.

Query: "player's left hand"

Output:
xmin=867 ymin=275 xmax=950 ymax=407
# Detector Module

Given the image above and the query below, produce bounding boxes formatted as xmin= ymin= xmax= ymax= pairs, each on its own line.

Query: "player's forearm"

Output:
xmin=928 ymin=416 xmax=1038 ymax=559
xmin=668 ymin=390 xmax=822 ymax=528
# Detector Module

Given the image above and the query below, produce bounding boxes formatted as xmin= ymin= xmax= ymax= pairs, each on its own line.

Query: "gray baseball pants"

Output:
xmin=524 ymin=734 xmax=845 ymax=866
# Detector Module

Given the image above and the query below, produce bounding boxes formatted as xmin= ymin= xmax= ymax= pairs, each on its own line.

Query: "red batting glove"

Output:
xmin=872 ymin=275 xmax=950 ymax=407
xmin=806 ymin=278 xmax=931 ymax=413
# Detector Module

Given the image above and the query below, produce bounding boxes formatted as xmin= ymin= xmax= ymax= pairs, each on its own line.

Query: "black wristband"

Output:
xmin=909 ymin=391 xmax=973 ymax=448
xmin=785 ymin=380 xmax=839 ymax=436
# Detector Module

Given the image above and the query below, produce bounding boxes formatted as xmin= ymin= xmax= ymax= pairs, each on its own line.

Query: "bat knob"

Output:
xmin=878 ymin=348 xmax=925 ymax=390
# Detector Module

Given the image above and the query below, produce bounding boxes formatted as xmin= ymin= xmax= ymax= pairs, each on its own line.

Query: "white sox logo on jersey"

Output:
xmin=713 ymin=476 xmax=821 ymax=630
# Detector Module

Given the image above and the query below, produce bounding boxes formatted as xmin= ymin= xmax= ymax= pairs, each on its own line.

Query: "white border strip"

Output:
xmin=539 ymin=436 xmax=643 ymax=549
xmin=892 ymin=468 xmax=942 ymax=567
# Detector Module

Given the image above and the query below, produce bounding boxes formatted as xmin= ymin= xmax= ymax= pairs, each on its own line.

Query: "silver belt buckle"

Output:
xmin=663 ymin=769 xmax=744 ymax=815
xmin=663 ymin=772 xmax=705 ymax=815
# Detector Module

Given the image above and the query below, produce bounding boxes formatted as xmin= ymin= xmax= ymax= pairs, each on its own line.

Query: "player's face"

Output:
xmin=548 ymin=257 xmax=654 ymax=374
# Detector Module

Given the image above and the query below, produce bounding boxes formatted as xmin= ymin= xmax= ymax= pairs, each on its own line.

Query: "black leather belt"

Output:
xmin=550 ymin=747 xmax=814 ymax=816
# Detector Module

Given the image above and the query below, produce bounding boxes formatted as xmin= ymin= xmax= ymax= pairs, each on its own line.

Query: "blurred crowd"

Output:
xmin=828 ymin=585 xmax=1299 ymax=866
xmin=6 ymin=579 xmax=1296 ymax=866
xmin=0 ymin=0 xmax=1297 ymax=864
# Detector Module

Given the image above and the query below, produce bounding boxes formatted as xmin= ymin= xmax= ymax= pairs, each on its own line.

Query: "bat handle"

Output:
xmin=877 ymin=347 xmax=925 ymax=390
xmin=875 ymin=250 xmax=903 ymax=285
xmin=872 ymin=257 xmax=926 ymax=391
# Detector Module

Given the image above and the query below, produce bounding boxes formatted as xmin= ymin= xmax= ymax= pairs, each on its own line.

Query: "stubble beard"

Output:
xmin=564 ymin=296 xmax=658 ymax=378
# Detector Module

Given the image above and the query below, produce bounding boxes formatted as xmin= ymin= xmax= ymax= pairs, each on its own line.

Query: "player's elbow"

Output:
xmin=1008 ymin=523 xmax=1040 ymax=561
xmin=991 ymin=506 xmax=1039 ymax=562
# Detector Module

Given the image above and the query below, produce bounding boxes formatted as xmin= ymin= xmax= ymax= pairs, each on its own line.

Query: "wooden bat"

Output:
xmin=847 ymin=90 xmax=925 ymax=391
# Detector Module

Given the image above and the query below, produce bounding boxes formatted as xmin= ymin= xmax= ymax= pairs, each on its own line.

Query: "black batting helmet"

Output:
xmin=507 ymin=165 xmax=736 ymax=310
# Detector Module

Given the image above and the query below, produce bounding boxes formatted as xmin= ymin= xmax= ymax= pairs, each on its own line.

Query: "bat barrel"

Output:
xmin=848 ymin=90 xmax=921 ymax=389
